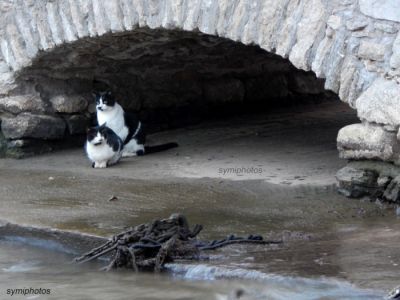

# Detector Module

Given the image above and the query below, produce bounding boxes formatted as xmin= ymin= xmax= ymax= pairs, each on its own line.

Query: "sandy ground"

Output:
xmin=1 ymin=101 xmax=400 ymax=292
xmin=0 ymin=100 xmax=364 ymax=232
xmin=0 ymin=101 xmax=356 ymax=186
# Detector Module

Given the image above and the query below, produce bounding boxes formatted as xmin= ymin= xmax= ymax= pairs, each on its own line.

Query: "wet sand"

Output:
xmin=1 ymin=101 xmax=356 ymax=185
xmin=0 ymin=101 xmax=399 ymax=293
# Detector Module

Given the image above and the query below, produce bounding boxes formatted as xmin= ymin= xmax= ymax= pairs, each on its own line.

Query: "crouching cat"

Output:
xmin=86 ymin=123 xmax=123 ymax=168
xmin=93 ymin=91 xmax=178 ymax=156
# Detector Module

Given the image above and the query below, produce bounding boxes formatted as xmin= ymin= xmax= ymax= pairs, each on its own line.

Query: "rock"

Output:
xmin=346 ymin=19 xmax=368 ymax=31
xmin=50 ymin=94 xmax=88 ymax=113
xmin=377 ymin=175 xmax=392 ymax=188
xmin=5 ymin=139 xmax=54 ymax=158
xmin=338 ymin=58 xmax=358 ymax=106
xmin=64 ymin=115 xmax=90 ymax=135
xmin=383 ymin=176 xmax=400 ymax=203
xmin=0 ymin=72 xmax=17 ymax=95
xmin=327 ymin=15 xmax=342 ymax=31
xmin=0 ymin=95 xmax=47 ymax=114
xmin=340 ymin=0 xmax=353 ymax=5
xmin=1 ymin=113 xmax=66 ymax=140
xmin=357 ymin=41 xmax=387 ymax=61
xmin=390 ymin=32 xmax=400 ymax=70
xmin=337 ymin=123 xmax=400 ymax=163
xmin=336 ymin=165 xmax=379 ymax=198
xmin=359 ymin=0 xmax=400 ymax=23
xmin=375 ymin=23 xmax=398 ymax=34
xmin=356 ymin=78 xmax=400 ymax=127
xmin=0 ymin=61 xmax=10 ymax=73
xmin=289 ymin=0 xmax=326 ymax=71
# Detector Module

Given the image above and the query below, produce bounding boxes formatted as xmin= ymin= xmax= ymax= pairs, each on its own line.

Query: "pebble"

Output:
xmin=108 ymin=195 xmax=118 ymax=202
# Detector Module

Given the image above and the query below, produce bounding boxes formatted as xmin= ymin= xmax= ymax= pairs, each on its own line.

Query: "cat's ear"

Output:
xmin=92 ymin=91 xmax=99 ymax=99
xmin=106 ymin=91 xmax=115 ymax=100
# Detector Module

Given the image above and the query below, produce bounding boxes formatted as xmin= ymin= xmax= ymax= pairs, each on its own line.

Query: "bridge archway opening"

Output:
xmin=18 ymin=29 xmax=341 ymax=130
xmin=4 ymin=28 xmax=356 ymax=167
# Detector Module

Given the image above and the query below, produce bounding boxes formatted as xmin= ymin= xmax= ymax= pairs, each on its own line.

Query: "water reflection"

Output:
xmin=0 ymin=239 xmax=383 ymax=300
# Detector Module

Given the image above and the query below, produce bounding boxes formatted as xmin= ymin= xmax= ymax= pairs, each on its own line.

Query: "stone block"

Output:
xmin=359 ymin=0 xmax=400 ymax=23
xmin=0 ymin=95 xmax=47 ymax=114
xmin=327 ymin=15 xmax=342 ymax=31
xmin=0 ymin=72 xmax=17 ymax=95
xmin=383 ymin=175 xmax=400 ymax=203
xmin=336 ymin=165 xmax=379 ymax=198
xmin=356 ymin=78 xmax=400 ymax=127
xmin=390 ymin=32 xmax=400 ymax=70
xmin=375 ymin=23 xmax=398 ymax=34
xmin=289 ymin=0 xmax=326 ymax=71
xmin=5 ymin=139 xmax=54 ymax=158
xmin=346 ymin=19 xmax=368 ymax=31
xmin=50 ymin=94 xmax=88 ymax=113
xmin=1 ymin=113 xmax=66 ymax=140
xmin=337 ymin=123 xmax=400 ymax=163
xmin=357 ymin=41 xmax=387 ymax=61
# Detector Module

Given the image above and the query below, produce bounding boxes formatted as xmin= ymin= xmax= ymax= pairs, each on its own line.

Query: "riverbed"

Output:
xmin=0 ymin=230 xmax=384 ymax=300
xmin=0 ymin=101 xmax=398 ymax=299
xmin=0 ymin=184 xmax=398 ymax=299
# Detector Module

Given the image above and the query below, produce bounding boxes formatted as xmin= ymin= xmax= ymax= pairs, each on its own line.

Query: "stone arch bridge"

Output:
xmin=0 ymin=0 xmax=400 ymax=196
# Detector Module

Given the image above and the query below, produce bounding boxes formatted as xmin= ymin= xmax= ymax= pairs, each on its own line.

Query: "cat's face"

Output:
xmin=93 ymin=91 xmax=116 ymax=112
xmin=87 ymin=124 xmax=108 ymax=146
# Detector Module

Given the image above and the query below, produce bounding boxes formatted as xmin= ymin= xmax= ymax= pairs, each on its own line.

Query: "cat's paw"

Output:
xmin=94 ymin=161 xmax=107 ymax=168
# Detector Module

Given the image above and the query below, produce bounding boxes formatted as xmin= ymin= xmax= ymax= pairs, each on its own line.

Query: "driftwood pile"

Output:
xmin=75 ymin=214 xmax=282 ymax=272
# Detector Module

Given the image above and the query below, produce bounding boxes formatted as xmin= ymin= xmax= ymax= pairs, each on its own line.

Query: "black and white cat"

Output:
xmin=94 ymin=91 xmax=145 ymax=157
xmin=86 ymin=123 xmax=123 ymax=168
xmin=93 ymin=91 xmax=178 ymax=156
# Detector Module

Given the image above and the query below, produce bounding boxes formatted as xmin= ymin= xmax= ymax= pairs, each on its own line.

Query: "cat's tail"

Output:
xmin=144 ymin=142 xmax=178 ymax=154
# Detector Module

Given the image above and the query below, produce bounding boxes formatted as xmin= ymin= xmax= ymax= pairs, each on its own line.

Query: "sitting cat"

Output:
xmin=93 ymin=91 xmax=178 ymax=156
xmin=86 ymin=123 xmax=123 ymax=168
xmin=94 ymin=91 xmax=145 ymax=157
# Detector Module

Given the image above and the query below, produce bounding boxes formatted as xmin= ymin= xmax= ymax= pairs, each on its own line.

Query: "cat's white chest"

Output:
xmin=97 ymin=104 xmax=128 ymax=142
xmin=86 ymin=142 xmax=114 ymax=162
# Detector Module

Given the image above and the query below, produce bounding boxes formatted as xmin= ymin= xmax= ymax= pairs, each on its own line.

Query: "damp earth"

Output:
xmin=0 ymin=102 xmax=399 ymax=299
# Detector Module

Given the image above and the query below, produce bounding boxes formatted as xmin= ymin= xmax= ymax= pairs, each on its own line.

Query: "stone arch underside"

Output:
xmin=0 ymin=0 xmax=399 ymax=197
xmin=1 ymin=27 xmax=334 ymax=156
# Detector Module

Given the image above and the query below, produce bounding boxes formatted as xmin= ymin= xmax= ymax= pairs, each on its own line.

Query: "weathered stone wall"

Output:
xmin=0 ymin=0 xmax=399 ymax=98
xmin=0 ymin=0 xmax=398 ymax=185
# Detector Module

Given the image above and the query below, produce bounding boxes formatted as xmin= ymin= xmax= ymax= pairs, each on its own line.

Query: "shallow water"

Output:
xmin=0 ymin=182 xmax=399 ymax=299
xmin=0 ymin=232 xmax=388 ymax=300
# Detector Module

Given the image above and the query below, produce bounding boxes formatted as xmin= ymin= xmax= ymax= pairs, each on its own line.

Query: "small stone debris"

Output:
xmin=108 ymin=195 xmax=118 ymax=202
